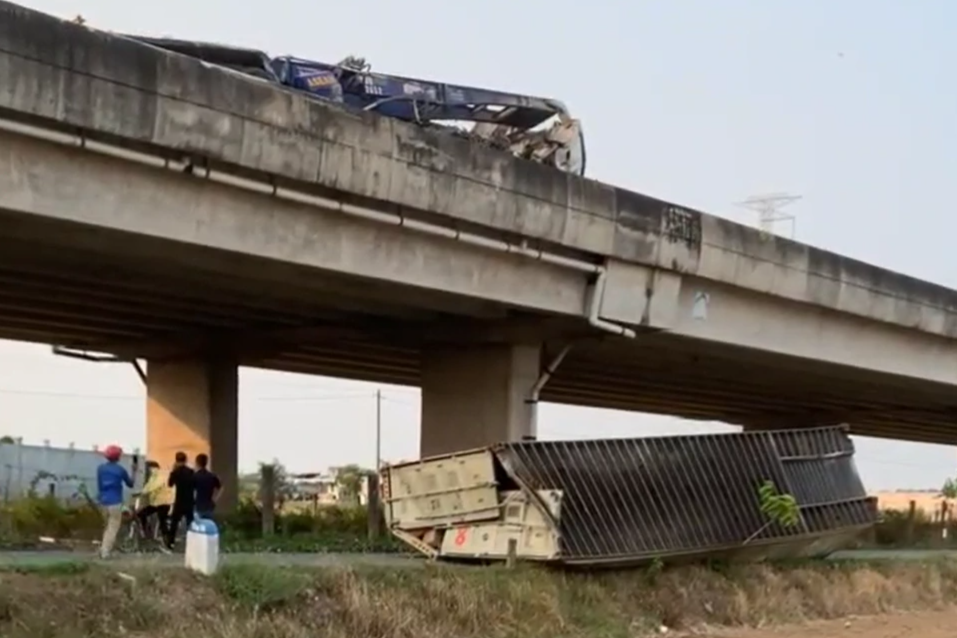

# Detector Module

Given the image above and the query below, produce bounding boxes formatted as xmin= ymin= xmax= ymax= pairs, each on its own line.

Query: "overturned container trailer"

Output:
xmin=380 ymin=426 xmax=878 ymax=567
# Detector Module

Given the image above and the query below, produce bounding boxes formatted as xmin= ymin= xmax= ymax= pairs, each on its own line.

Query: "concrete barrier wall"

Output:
xmin=0 ymin=441 xmax=143 ymax=503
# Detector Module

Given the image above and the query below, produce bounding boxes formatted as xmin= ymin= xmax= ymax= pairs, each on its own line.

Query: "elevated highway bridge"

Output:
xmin=1 ymin=1 xmax=956 ymax=505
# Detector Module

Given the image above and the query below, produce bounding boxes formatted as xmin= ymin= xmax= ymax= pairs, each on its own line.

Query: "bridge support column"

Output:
xmin=146 ymin=356 xmax=239 ymax=512
xmin=420 ymin=343 xmax=541 ymax=457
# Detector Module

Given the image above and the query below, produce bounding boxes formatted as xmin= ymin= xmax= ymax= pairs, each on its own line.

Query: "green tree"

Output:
xmin=267 ymin=461 xmax=296 ymax=507
xmin=335 ymin=464 xmax=370 ymax=506
xmin=744 ymin=480 xmax=802 ymax=545
xmin=237 ymin=471 xmax=261 ymax=502
xmin=251 ymin=461 xmax=295 ymax=508
xmin=940 ymin=478 xmax=957 ymax=500
xmin=0 ymin=436 xmax=15 ymax=445
xmin=757 ymin=480 xmax=801 ymax=528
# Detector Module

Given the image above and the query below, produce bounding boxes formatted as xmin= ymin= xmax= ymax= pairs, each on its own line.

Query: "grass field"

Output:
xmin=1 ymin=558 xmax=957 ymax=637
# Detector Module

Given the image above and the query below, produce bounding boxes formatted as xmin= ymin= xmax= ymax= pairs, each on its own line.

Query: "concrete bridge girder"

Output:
xmin=599 ymin=260 xmax=957 ymax=387
xmin=0 ymin=128 xmax=592 ymax=323
xmin=5 ymin=126 xmax=957 ymax=389
xmin=4 ymin=108 xmax=957 ymax=480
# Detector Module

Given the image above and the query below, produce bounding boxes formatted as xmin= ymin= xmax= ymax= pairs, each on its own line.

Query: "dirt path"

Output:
xmin=0 ymin=547 xmax=951 ymax=570
xmin=0 ymin=550 xmax=421 ymax=569
xmin=700 ymin=609 xmax=957 ymax=637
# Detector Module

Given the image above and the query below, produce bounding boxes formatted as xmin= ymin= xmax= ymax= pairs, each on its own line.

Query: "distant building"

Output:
xmin=287 ymin=468 xmax=370 ymax=506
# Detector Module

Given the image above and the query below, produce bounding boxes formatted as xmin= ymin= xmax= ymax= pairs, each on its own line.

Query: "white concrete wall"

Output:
xmin=0 ymin=441 xmax=143 ymax=503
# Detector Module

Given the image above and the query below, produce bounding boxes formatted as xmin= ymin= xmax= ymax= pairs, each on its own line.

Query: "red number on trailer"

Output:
xmin=454 ymin=528 xmax=468 ymax=546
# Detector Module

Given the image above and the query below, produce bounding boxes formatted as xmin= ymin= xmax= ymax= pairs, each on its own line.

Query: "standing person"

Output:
xmin=193 ymin=453 xmax=222 ymax=520
xmin=96 ymin=444 xmax=133 ymax=559
xmin=165 ymin=451 xmax=195 ymax=549
xmin=137 ymin=460 xmax=173 ymax=545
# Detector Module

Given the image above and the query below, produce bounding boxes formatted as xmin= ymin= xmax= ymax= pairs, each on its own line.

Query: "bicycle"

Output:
xmin=115 ymin=492 xmax=170 ymax=554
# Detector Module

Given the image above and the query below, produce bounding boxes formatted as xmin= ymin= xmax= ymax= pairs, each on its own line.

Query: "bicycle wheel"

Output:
xmin=115 ymin=520 xmax=141 ymax=554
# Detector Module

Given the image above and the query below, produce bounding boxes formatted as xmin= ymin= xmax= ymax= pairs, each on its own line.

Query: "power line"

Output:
xmin=0 ymin=387 xmax=398 ymax=403
xmin=0 ymin=388 xmax=139 ymax=400
xmin=243 ymin=378 xmax=417 ymax=396
xmin=255 ymin=392 xmax=375 ymax=402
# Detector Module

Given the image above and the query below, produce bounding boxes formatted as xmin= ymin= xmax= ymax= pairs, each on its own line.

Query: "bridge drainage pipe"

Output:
xmin=527 ymin=343 xmax=574 ymax=437
xmin=0 ymin=116 xmax=637 ymax=339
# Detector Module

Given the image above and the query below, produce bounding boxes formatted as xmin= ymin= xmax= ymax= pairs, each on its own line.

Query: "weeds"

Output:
xmin=0 ymin=560 xmax=955 ymax=637
xmin=220 ymin=529 xmax=403 ymax=554
xmin=213 ymin=564 xmax=313 ymax=611
xmin=0 ymin=561 xmax=90 ymax=576
xmin=0 ymin=495 xmax=404 ymax=553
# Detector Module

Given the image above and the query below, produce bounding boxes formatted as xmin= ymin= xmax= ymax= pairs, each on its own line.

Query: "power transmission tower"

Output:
xmin=736 ymin=193 xmax=802 ymax=239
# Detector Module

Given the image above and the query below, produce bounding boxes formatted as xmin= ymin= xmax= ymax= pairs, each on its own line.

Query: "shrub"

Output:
xmin=870 ymin=507 xmax=957 ymax=548
xmin=219 ymin=499 xmax=264 ymax=539
xmin=5 ymin=560 xmax=957 ymax=637
xmin=219 ymin=498 xmax=371 ymax=538
xmin=0 ymin=496 xmax=101 ymax=542
xmin=0 ymin=494 xmax=386 ymax=552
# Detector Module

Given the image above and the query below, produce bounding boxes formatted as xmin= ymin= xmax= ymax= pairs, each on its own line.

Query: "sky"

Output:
xmin=3 ymin=0 xmax=957 ymax=490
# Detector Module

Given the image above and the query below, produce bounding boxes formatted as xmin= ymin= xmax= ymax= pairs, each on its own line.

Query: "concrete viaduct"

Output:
xmin=2 ymin=1 xmax=957 ymax=506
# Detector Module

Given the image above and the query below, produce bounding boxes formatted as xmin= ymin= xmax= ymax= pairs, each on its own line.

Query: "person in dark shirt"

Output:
xmin=193 ymin=453 xmax=222 ymax=520
xmin=164 ymin=451 xmax=195 ymax=549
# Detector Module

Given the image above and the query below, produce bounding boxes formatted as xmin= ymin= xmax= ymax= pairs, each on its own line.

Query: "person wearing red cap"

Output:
xmin=96 ymin=444 xmax=133 ymax=559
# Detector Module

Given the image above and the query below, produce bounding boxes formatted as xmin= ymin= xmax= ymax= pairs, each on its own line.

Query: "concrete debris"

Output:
xmin=116 ymin=572 xmax=137 ymax=585
xmin=469 ymin=115 xmax=585 ymax=175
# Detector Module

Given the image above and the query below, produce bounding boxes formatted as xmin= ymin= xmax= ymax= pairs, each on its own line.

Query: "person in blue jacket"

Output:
xmin=96 ymin=444 xmax=133 ymax=559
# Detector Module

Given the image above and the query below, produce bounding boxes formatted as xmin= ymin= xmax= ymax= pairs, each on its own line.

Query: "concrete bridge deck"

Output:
xmin=2 ymin=1 xmax=955 ymax=340
xmin=1 ymin=0 xmax=957 ymax=458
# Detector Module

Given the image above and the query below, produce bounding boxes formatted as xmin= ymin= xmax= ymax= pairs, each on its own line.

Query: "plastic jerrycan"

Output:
xmin=184 ymin=515 xmax=220 ymax=575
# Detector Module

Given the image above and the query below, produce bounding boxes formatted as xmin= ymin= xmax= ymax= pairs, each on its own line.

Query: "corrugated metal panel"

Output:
xmin=768 ymin=428 xmax=875 ymax=537
xmin=492 ymin=426 xmax=876 ymax=563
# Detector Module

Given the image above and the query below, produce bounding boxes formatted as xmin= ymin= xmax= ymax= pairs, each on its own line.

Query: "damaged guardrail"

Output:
xmin=380 ymin=425 xmax=878 ymax=567
xmin=118 ymin=36 xmax=587 ymax=176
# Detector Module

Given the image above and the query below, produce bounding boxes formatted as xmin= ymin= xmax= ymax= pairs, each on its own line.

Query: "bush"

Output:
xmin=5 ymin=495 xmax=954 ymax=554
xmin=5 ymin=560 xmax=957 ymax=637
xmin=0 ymin=496 xmax=101 ymax=542
xmin=870 ymin=507 xmax=957 ymax=548
xmin=219 ymin=529 xmax=403 ymax=554
xmin=219 ymin=499 xmax=263 ymax=539
xmin=0 ymin=494 xmax=394 ymax=553
xmin=219 ymin=499 xmax=371 ymax=539
xmin=213 ymin=499 xmax=399 ymax=553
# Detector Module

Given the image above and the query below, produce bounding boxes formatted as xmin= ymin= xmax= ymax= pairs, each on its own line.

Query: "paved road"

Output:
xmin=828 ymin=548 xmax=957 ymax=561
xmin=0 ymin=550 xmax=424 ymax=569
xmin=0 ymin=548 xmax=953 ymax=569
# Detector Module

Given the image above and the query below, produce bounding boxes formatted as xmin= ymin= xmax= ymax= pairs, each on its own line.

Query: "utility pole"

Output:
xmin=375 ymin=389 xmax=382 ymax=471
xmin=735 ymin=193 xmax=802 ymax=239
